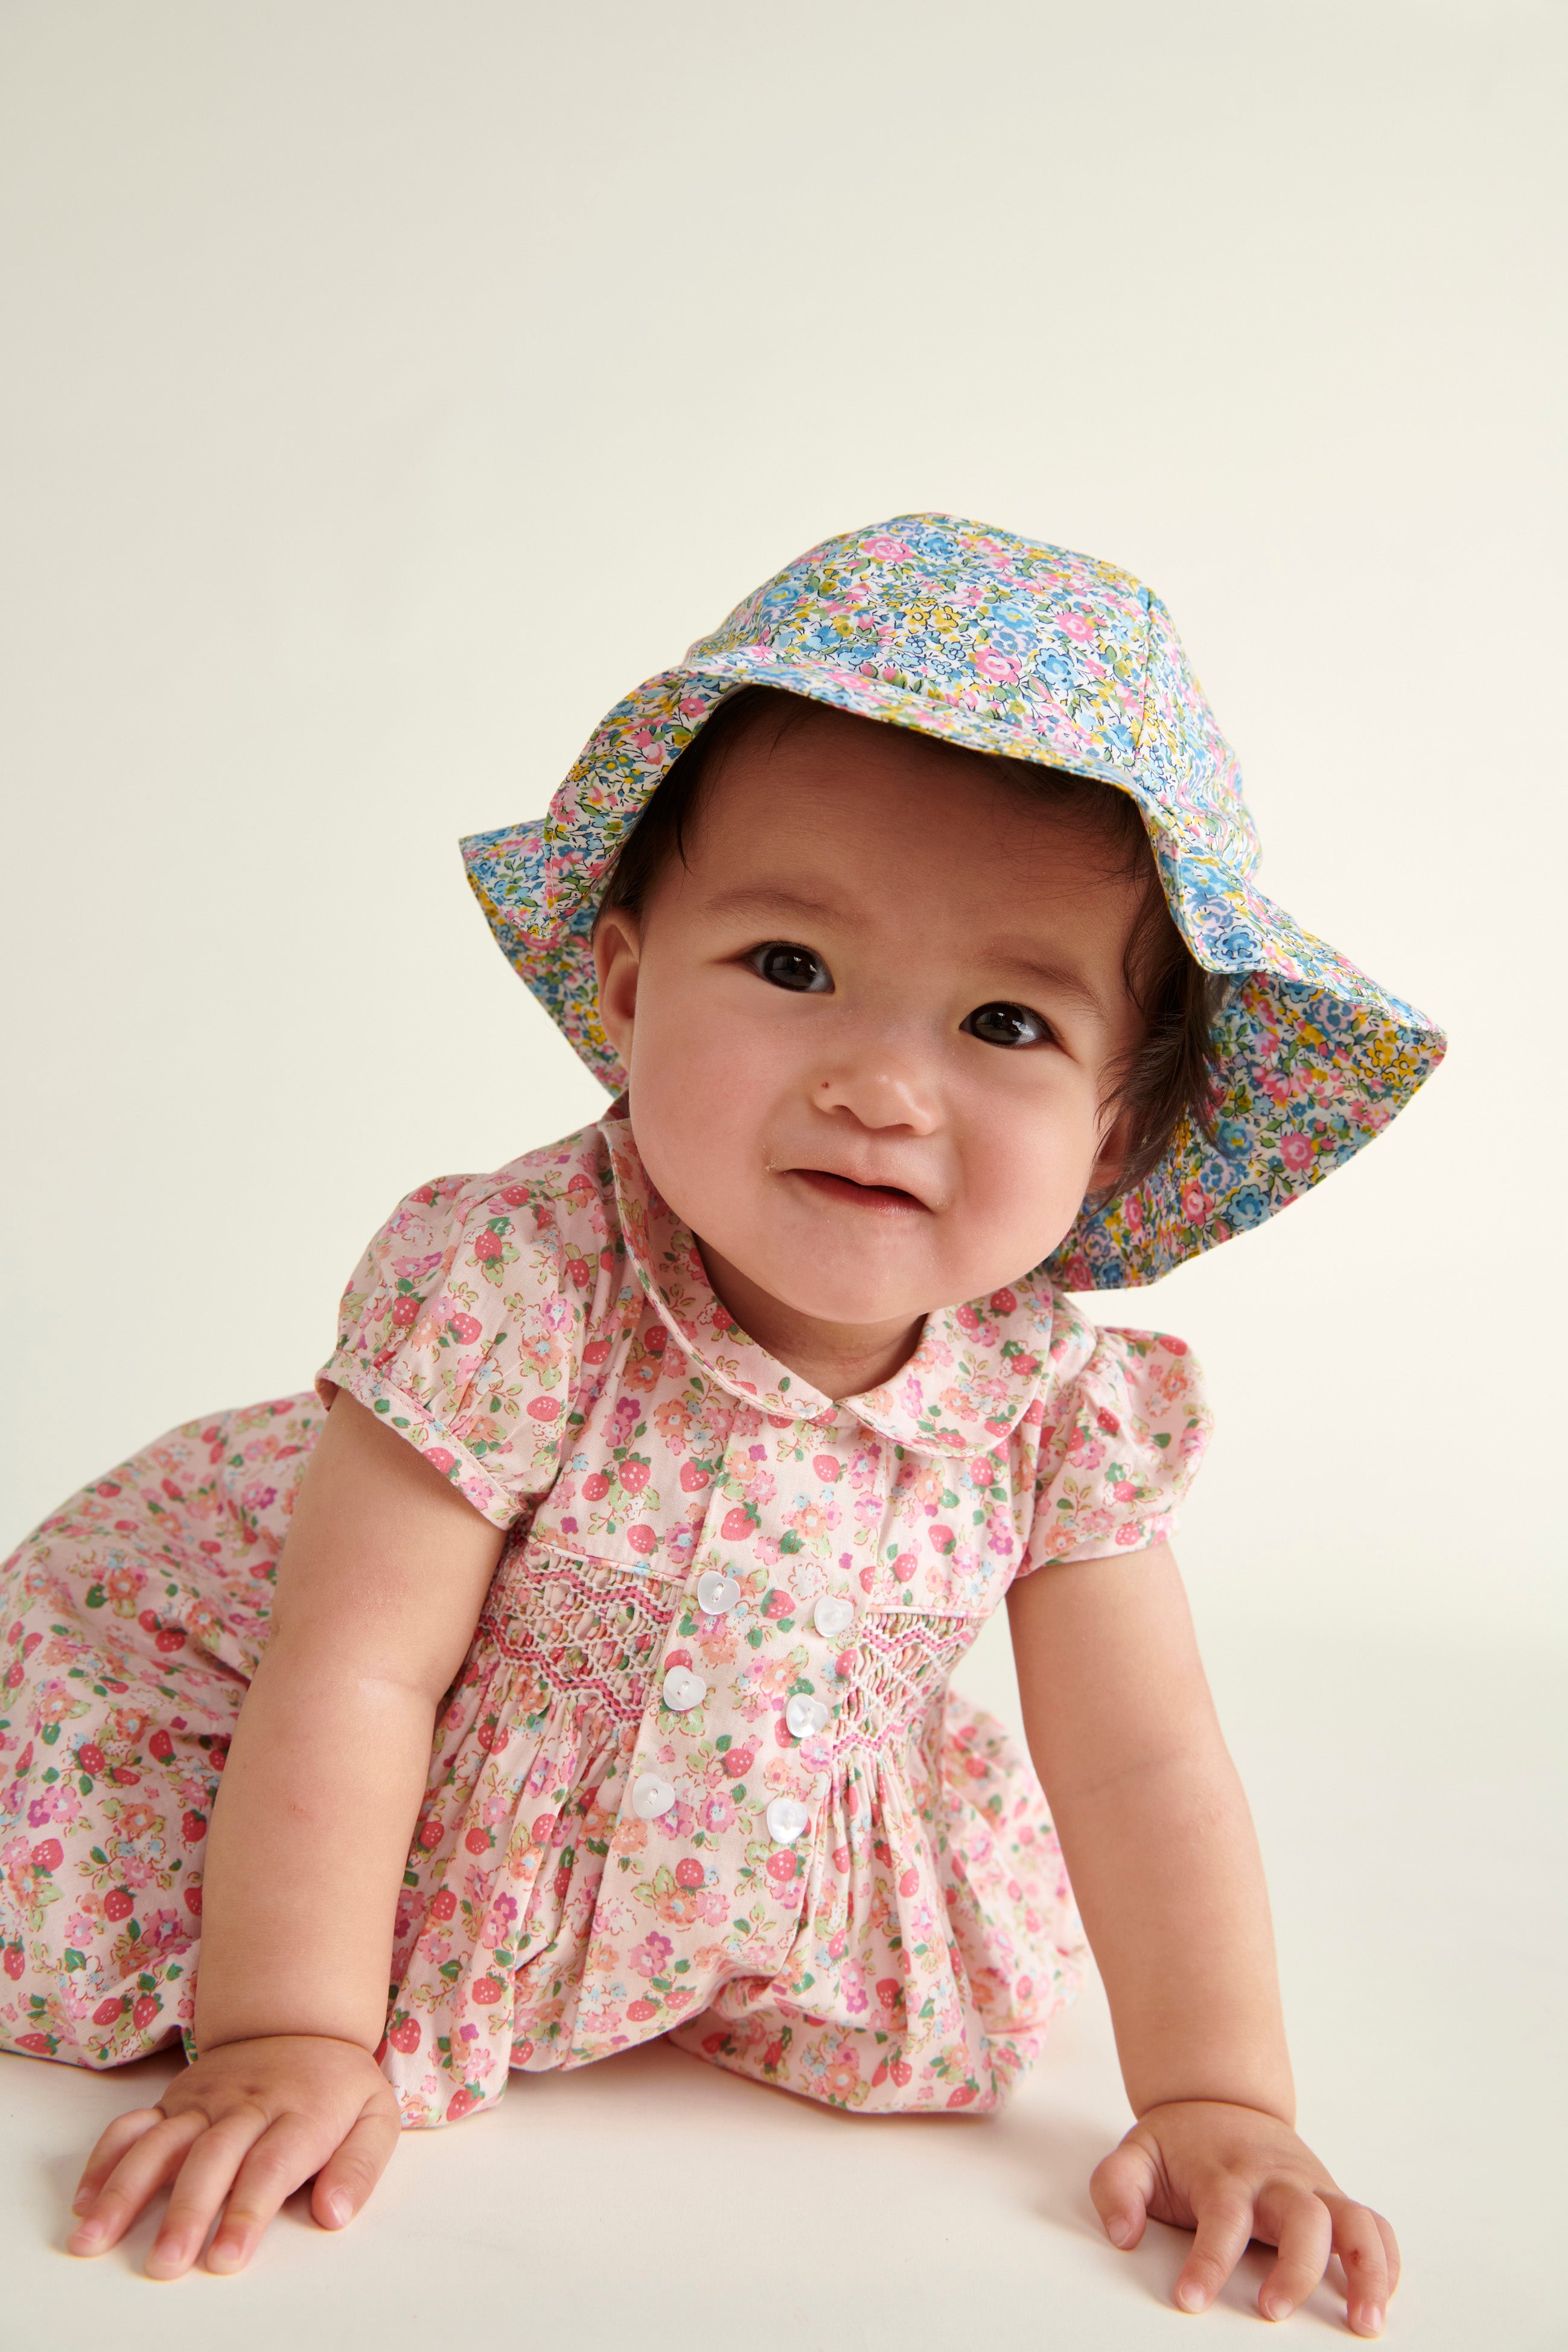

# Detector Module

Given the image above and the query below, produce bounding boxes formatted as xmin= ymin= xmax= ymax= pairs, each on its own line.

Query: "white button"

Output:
xmin=631 ymin=1772 xmax=675 ymax=1821
xmin=766 ymin=1796 xmax=810 ymax=1845
xmin=785 ymin=1694 xmax=829 ymax=1740
xmin=814 ymin=1595 xmax=855 ymax=1639
xmin=661 ymin=1666 xmax=706 ymax=1712
xmin=696 ymin=1570 xmax=741 ymax=1614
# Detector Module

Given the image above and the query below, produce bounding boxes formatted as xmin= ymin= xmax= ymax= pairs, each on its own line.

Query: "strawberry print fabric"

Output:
xmin=1 ymin=1115 xmax=1210 ymax=2121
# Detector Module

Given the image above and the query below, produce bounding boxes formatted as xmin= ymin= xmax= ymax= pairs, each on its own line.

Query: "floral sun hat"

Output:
xmin=461 ymin=513 xmax=1444 ymax=1290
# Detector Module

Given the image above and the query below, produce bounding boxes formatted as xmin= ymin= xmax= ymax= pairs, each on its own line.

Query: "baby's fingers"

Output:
xmin=194 ymin=2111 xmax=339 ymax=2277
xmin=1319 ymin=2194 xmax=1398 ymax=2338
xmin=1251 ymin=2181 xmax=1332 ymax=2323
xmin=310 ymin=2106 xmax=402 ymax=2233
xmin=144 ymin=2108 xmax=282 ymax=2279
xmin=68 ymin=2109 xmax=206 ymax=2258
xmin=1090 ymin=2135 xmax=1159 ymax=2251
xmin=1172 ymin=2180 xmax=1257 ymax=2313
xmin=71 ymin=2104 xmax=168 ymax=2217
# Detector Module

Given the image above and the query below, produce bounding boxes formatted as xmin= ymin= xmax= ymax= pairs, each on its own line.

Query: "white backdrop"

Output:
xmin=2 ymin=0 xmax=1563 ymax=1656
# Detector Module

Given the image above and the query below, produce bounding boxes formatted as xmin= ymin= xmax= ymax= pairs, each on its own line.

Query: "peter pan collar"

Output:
xmin=602 ymin=1112 xmax=1054 ymax=1459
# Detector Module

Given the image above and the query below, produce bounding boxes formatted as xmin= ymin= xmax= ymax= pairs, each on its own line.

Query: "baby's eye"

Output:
xmin=748 ymin=942 xmax=833 ymax=995
xmin=961 ymin=1001 xmax=1051 ymax=1049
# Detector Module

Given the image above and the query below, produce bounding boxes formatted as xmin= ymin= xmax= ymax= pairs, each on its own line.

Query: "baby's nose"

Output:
xmin=814 ymin=1062 xmax=940 ymax=1135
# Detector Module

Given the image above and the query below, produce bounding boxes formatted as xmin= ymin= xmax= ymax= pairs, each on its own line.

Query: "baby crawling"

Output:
xmin=1 ymin=517 xmax=1439 ymax=2330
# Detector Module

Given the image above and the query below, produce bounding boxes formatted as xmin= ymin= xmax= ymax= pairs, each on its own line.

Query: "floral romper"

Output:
xmin=0 ymin=1112 xmax=1210 ymax=2123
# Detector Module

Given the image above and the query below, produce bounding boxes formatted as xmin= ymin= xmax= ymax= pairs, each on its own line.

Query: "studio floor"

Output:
xmin=3 ymin=1619 xmax=1559 ymax=2351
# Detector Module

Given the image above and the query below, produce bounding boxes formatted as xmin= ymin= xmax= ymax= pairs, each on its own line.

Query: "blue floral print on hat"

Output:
xmin=461 ymin=514 xmax=1444 ymax=1289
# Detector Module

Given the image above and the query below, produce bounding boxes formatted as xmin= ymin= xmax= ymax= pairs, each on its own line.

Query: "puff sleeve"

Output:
xmin=1020 ymin=1324 xmax=1213 ymax=1572
xmin=316 ymin=1170 xmax=582 ymax=1528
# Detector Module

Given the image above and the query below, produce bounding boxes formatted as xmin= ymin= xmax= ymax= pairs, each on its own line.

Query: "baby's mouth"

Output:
xmin=785 ymin=1168 xmax=930 ymax=1215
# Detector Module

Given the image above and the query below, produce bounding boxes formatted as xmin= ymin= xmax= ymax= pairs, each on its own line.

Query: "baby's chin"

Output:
xmin=730 ymin=1238 xmax=1038 ymax=1333
xmin=672 ymin=1173 xmax=1073 ymax=1332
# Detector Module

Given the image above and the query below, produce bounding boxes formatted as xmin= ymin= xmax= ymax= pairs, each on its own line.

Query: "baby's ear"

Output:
xmin=1086 ymin=1106 xmax=1133 ymax=1202
xmin=592 ymin=905 xmax=643 ymax=1062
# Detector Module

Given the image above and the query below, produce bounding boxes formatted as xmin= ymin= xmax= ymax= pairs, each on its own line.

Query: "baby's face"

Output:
xmin=594 ymin=706 xmax=1146 ymax=1357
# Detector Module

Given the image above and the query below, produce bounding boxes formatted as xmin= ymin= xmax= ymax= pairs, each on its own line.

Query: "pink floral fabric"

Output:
xmin=1 ymin=1115 xmax=1210 ymax=2122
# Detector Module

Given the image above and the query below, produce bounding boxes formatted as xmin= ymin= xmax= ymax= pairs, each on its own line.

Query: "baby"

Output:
xmin=1 ymin=516 xmax=1441 ymax=2330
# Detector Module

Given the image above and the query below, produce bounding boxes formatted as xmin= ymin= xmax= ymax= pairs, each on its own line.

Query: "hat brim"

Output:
xmin=462 ymin=657 xmax=1445 ymax=1289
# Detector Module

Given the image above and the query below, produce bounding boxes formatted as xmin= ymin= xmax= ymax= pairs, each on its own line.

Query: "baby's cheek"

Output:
xmin=954 ymin=1091 xmax=1099 ymax=1285
xmin=628 ymin=987 xmax=780 ymax=1238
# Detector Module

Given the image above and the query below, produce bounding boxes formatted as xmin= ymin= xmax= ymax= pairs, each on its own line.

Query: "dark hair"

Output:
xmin=598 ymin=686 xmax=1227 ymax=1202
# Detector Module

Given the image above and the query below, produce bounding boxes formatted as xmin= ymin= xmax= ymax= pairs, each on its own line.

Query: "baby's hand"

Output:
xmin=66 ymin=2033 xmax=400 ymax=2278
xmin=1091 ymin=2100 xmax=1399 ymax=2336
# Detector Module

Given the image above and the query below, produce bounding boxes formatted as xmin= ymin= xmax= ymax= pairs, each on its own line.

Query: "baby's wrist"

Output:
xmin=1131 ymin=2090 xmax=1298 ymax=2132
xmin=189 ymin=2027 xmax=383 ymax=2062
xmin=192 ymin=2000 xmax=385 ymax=2058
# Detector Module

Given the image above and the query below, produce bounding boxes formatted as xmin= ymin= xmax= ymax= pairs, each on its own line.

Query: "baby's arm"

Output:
xmin=67 ymin=1393 xmax=505 ymax=2278
xmin=1007 ymin=1545 xmax=1398 ymax=2337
